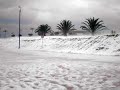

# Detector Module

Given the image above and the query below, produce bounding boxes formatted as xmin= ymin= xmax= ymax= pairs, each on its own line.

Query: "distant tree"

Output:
xmin=54 ymin=31 xmax=60 ymax=35
xmin=11 ymin=33 xmax=15 ymax=37
xmin=49 ymin=30 xmax=55 ymax=36
xmin=3 ymin=30 xmax=7 ymax=38
xmin=50 ymin=33 xmax=54 ymax=36
xmin=111 ymin=30 xmax=116 ymax=36
xmin=27 ymin=28 xmax=34 ymax=37
xmin=57 ymin=20 xmax=75 ymax=36
xmin=30 ymin=28 xmax=34 ymax=32
xmin=80 ymin=17 xmax=106 ymax=35
xmin=35 ymin=24 xmax=51 ymax=38
xmin=0 ymin=27 xmax=1 ymax=37
xmin=30 ymin=28 xmax=34 ymax=36
xmin=28 ymin=33 xmax=33 ymax=36
xmin=110 ymin=30 xmax=119 ymax=37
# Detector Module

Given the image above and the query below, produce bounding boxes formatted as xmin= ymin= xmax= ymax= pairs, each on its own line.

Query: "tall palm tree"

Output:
xmin=57 ymin=20 xmax=75 ymax=36
xmin=80 ymin=17 xmax=106 ymax=35
xmin=35 ymin=24 xmax=51 ymax=38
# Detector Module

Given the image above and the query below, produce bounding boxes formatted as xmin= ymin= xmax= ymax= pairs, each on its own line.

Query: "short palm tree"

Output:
xmin=80 ymin=17 xmax=106 ymax=35
xmin=57 ymin=20 xmax=75 ymax=36
xmin=35 ymin=24 xmax=51 ymax=38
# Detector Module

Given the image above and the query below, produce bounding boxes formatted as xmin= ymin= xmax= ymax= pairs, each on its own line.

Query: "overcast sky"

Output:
xmin=0 ymin=0 xmax=120 ymax=36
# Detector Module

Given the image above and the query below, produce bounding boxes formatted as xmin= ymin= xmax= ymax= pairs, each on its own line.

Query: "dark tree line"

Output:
xmin=0 ymin=17 xmax=107 ymax=38
xmin=35 ymin=17 xmax=107 ymax=37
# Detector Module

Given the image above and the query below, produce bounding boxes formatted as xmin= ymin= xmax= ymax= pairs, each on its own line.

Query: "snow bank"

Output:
xmin=0 ymin=35 xmax=120 ymax=55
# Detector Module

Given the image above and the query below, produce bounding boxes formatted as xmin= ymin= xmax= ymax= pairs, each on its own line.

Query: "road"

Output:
xmin=0 ymin=47 xmax=120 ymax=90
xmin=0 ymin=47 xmax=120 ymax=64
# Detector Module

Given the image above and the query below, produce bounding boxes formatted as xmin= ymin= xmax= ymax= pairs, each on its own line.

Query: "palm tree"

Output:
xmin=57 ymin=20 xmax=75 ymax=36
xmin=35 ymin=24 xmax=51 ymax=38
xmin=80 ymin=17 xmax=106 ymax=35
xmin=35 ymin=24 xmax=51 ymax=48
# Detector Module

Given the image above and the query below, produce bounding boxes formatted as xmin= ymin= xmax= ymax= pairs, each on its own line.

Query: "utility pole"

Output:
xmin=18 ymin=6 xmax=21 ymax=49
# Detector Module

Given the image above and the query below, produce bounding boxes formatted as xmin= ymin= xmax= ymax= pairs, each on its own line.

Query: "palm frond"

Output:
xmin=35 ymin=24 xmax=51 ymax=37
xmin=81 ymin=17 xmax=106 ymax=35
xmin=57 ymin=20 xmax=75 ymax=36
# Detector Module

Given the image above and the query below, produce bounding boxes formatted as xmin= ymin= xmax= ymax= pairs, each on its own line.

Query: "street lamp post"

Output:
xmin=18 ymin=6 xmax=21 ymax=49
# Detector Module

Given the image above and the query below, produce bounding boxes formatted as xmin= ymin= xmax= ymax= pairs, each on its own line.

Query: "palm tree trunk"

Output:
xmin=64 ymin=32 xmax=67 ymax=36
xmin=41 ymin=37 xmax=43 ymax=48
xmin=92 ymin=32 xmax=94 ymax=36
xmin=65 ymin=34 xmax=67 ymax=36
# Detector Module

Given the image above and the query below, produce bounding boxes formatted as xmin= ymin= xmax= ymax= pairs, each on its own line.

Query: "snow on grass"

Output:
xmin=0 ymin=61 xmax=120 ymax=90
xmin=0 ymin=35 xmax=120 ymax=55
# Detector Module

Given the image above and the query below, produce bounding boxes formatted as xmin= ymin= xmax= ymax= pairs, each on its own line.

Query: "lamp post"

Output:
xmin=18 ymin=6 xmax=21 ymax=49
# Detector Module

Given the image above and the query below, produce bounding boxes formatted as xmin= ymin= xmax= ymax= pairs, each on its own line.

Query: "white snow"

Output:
xmin=0 ymin=35 xmax=120 ymax=55
xmin=0 ymin=35 xmax=120 ymax=90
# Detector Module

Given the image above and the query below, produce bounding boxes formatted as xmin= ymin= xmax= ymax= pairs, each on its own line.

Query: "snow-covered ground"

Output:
xmin=0 ymin=35 xmax=120 ymax=90
xmin=0 ymin=35 xmax=120 ymax=55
